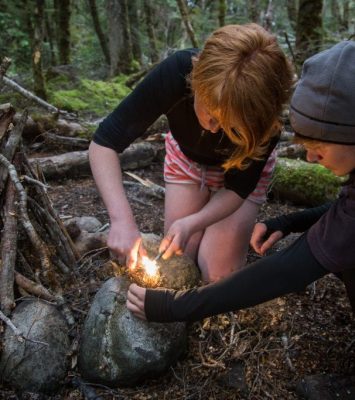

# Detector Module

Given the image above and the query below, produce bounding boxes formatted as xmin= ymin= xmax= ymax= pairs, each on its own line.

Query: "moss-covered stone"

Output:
xmin=271 ymin=158 xmax=346 ymax=206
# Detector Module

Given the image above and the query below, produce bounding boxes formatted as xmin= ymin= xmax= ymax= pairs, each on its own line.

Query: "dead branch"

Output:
xmin=0 ymin=307 xmax=48 ymax=346
xmin=42 ymin=131 xmax=90 ymax=150
xmin=14 ymin=271 xmax=56 ymax=302
xmin=0 ymin=180 xmax=17 ymax=315
xmin=0 ymin=57 xmax=11 ymax=87
xmin=2 ymin=76 xmax=59 ymax=114
xmin=23 ymin=154 xmax=80 ymax=263
xmin=29 ymin=141 xmax=158 ymax=180
xmin=0 ymin=153 xmax=57 ymax=287
xmin=27 ymin=196 xmax=75 ymax=270
xmin=0 ymin=103 xmax=16 ymax=141
xmin=0 ymin=109 xmax=28 ymax=195
xmin=124 ymin=171 xmax=165 ymax=199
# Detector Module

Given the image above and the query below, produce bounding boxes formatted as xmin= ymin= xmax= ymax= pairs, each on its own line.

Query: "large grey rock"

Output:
xmin=78 ymin=276 xmax=187 ymax=386
xmin=0 ymin=299 xmax=70 ymax=394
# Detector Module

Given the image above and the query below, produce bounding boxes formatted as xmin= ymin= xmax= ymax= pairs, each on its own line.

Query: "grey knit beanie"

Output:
xmin=290 ymin=40 xmax=355 ymax=144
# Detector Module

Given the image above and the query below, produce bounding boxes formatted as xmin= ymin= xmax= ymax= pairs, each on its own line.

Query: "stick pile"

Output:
xmin=0 ymin=103 xmax=79 ymax=320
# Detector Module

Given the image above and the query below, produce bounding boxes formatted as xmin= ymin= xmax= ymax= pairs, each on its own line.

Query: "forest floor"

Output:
xmin=1 ymin=141 xmax=354 ymax=400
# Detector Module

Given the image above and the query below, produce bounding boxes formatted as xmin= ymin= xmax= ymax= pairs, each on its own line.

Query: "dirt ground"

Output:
xmin=1 ymin=152 xmax=354 ymax=400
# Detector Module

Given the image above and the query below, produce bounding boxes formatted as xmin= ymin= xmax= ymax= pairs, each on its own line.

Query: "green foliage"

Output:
xmin=47 ymin=76 xmax=131 ymax=117
xmin=0 ymin=7 xmax=31 ymax=71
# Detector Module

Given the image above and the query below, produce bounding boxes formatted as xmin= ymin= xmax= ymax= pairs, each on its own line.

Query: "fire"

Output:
xmin=140 ymin=256 xmax=159 ymax=277
xmin=127 ymin=255 xmax=161 ymax=288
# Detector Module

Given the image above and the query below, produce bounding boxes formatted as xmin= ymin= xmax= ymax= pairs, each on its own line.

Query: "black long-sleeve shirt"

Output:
xmin=93 ymin=49 xmax=278 ymax=199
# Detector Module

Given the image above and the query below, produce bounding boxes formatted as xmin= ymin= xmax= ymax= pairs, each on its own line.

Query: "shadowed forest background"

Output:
xmin=0 ymin=1 xmax=355 ymax=399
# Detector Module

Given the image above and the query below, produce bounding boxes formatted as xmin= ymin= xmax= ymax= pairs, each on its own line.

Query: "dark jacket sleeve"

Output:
xmin=264 ymin=202 xmax=332 ymax=236
xmin=144 ymin=234 xmax=327 ymax=322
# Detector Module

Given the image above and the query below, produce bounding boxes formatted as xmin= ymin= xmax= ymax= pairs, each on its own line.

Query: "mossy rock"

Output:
xmin=272 ymin=158 xmax=345 ymax=206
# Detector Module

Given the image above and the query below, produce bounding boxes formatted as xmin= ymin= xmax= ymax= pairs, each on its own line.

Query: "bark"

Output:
xmin=28 ymin=0 xmax=47 ymax=100
xmin=143 ymin=0 xmax=159 ymax=63
xmin=342 ymin=0 xmax=349 ymax=31
xmin=0 ymin=104 xmax=16 ymax=142
xmin=0 ymin=110 xmax=28 ymax=196
xmin=0 ymin=179 xmax=17 ymax=315
xmin=218 ymin=0 xmax=226 ymax=27
xmin=87 ymin=0 xmax=110 ymax=65
xmin=44 ymin=3 xmax=57 ymax=65
xmin=263 ymin=0 xmax=274 ymax=32
xmin=287 ymin=0 xmax=297 ymax=31
xmin=295 ymin=0 xmax=323 ymax=65
xmin=55 ymin=0 xmax=71 ymax=64
xmin=128 ymin=0 xmax=143 ymax=65
xmin=0 ymin=57 xmax=11 ymax=89
xmin=248 ymin=0 xmax=259 ymax=23
xmin=176 ymin=0 xmax=198 ymax=48
xmin=331 ymin=0 xmax=342 ymax=29
xmin=107 ymin=0 xmax=133 ymax=76
xmin=30 ymin=141 xmax=158 ymax=179
xmin=42 ymin=132 xmax=90 ymax=150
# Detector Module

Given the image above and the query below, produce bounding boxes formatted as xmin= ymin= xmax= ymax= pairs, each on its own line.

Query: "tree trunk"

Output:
xmin=128 ymin=0 xmax=142 ymax=65
xmin=28 ymin=0 xmax=47 ymax=100
xmin=248 ymin=0 xmax=259 ymax=23
xmin=107 ymin=0 xmax=133 ymax=76
xmin=176 ymin=0 xmax=198 ymax=48
xmin=331 ymin=0 xmax=342 ymax=31
xmin=287 ymin=0 xmax=297 ymax=31
xmin=342 ymin=0 xmax=349 ymax=31
xmin=55 ymin=0 xmax=71 ymax=64
xmin=218 ymin=0 xmax=226 ymax=27
xmin=263 ymin=0 xmax=274 ymax=32
xmin=143 ymin=0 xmax=159 ymax=63
xmin=44 ymin=3 xmax=57 ymax=65
xmin=87 ymin=0 xmax=110 ymax=65
xmin=295 ymin=0 xmax=323 ymax=66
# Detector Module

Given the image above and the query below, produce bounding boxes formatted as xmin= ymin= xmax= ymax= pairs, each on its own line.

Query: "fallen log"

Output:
xmin=271 ymin=158 xmax=345 ymax=206
xmin=30 ymin=141 xmax=158 ymax=179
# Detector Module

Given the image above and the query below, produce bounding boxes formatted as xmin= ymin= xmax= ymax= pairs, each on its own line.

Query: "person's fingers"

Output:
xmin=126 ymin=299 xmax=147 ymax=320
xmin=260 ymin=231 xmax=283 ymax=255
xmin=159 ymin=234 xmax=174 ymax=259
xmin=127 ymin=285 xmax=144 ymax=308
xmin=250 ymin=223 xmax=268 ymax=254
xmin=127 ymin=237 xmax=143 ymax=270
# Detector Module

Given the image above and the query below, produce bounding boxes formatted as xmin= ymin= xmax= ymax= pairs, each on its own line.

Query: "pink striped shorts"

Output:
xmin=164 ymin=132 xmax=276 ymax=205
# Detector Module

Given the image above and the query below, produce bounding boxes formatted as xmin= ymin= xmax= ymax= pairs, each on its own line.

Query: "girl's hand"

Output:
xmin=250 ymin=222 xmax=283 ymax=255
xmin=107 ymin=223 xmax=146 ymax=270
xmin=159 ymin=217 xmax=193 ymax=259
xmin=127 ymin=283 xmax=147 ymax=320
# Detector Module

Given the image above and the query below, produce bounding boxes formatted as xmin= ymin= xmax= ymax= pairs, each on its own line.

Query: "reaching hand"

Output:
xmin=250 ymin=222 xmax=283 ymax=255
xmin=159 ymin=217 xmax=193 ymax=259
xmin=107 ymin=223 xmax=146 ymax=269
xmin=126 ymin=283 xmax=147 ymax=320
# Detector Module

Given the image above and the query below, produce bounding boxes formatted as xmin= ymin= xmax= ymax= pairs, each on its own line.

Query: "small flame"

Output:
xmin=140 ymin=256 xmax=159 ymax=277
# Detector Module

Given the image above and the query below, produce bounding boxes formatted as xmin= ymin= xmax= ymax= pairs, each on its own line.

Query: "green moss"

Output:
xmin=272 ymin=158 xmax=345 ymax=206
xmin=47 ymin=76 xmax=131 ymax=117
